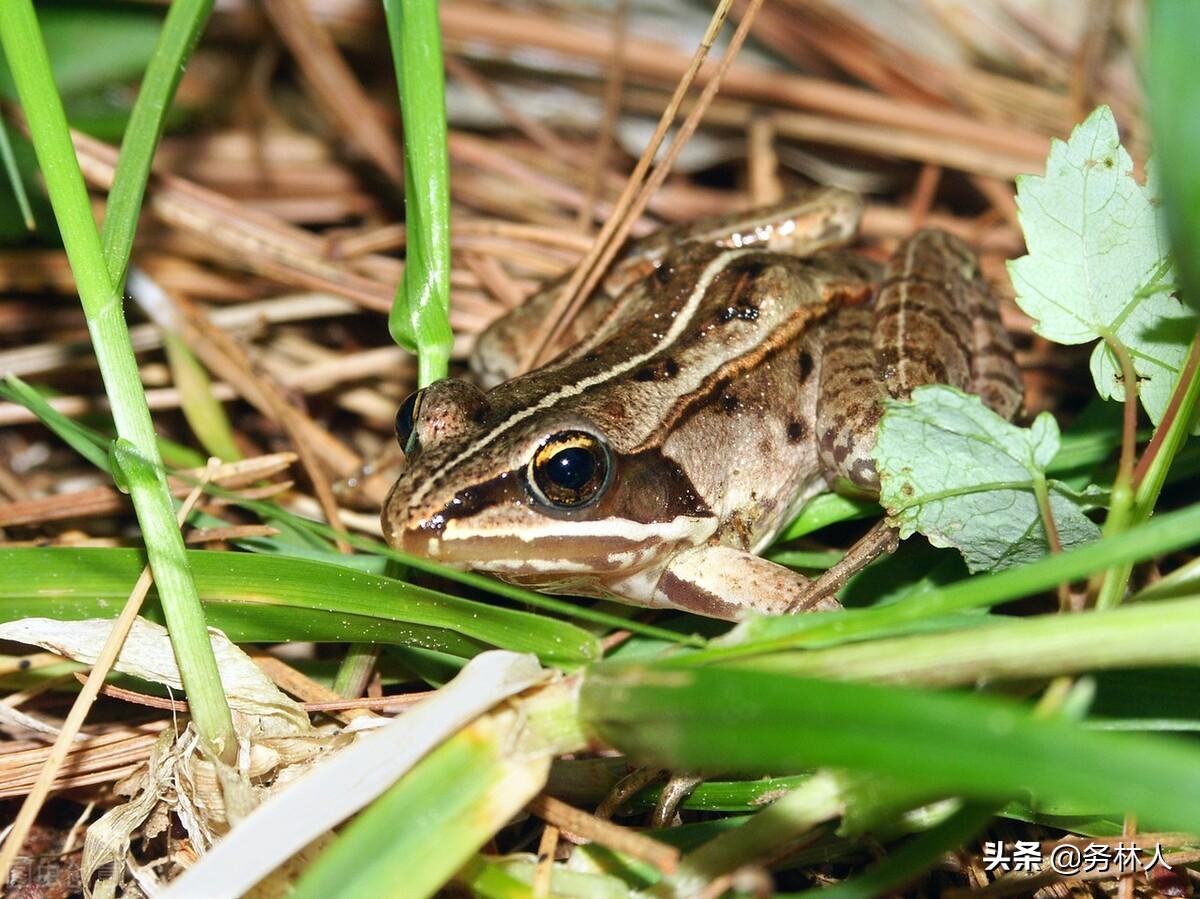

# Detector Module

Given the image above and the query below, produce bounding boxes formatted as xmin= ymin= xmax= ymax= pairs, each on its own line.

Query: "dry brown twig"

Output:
xmin=262 ymin=0 xmax=405 ymax=185
xmin=527 ymin=0 xmax=761 ymax=370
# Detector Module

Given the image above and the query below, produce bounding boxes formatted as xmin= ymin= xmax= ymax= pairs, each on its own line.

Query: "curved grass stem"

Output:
xmin=383 ymin=0 xmax=453 ymax=387
xmin=1092 ymin=335 xmax=1142 ymax=609
xmin=0 ymin=0 xmax=234 ymax=761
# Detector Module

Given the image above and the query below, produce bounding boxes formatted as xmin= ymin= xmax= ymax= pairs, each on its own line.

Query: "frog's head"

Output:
xmin=381 ymin=378 xmax=714 ymax=589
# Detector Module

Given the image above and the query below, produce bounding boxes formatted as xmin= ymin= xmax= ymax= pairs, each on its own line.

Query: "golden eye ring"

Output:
xmin=525 ymin=430 xmax=611 ymax=509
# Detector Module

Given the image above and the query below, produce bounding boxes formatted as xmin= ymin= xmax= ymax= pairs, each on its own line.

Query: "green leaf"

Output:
xmin=873 ymin=385 xmax=1100 ymax=572
xmin=100 ymin=0 xmax=213 ymax=290
xmin=0 ymin=6 xmax=162 ymax=101
xmin=0 ymin=547 xmax=601 ymax=666
xmin=581 ymin=665 xmax=1200 ymax=833
xmin=1007 ymin=104 xmax=1195 ymax=426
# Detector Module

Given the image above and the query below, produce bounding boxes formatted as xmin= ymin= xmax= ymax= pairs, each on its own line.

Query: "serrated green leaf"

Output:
xmin=873 ymin=385 xmax=1100 ymax=572
xmin=1007 ymin=105 xmax=1195 ymax=427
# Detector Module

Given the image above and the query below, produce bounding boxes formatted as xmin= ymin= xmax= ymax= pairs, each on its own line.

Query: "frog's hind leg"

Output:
xmin=816 ymin=228 xmax=997 ymax=493
xmin=806 ymin=229 xmax=1020 ymax=602
xmin=964 ymin=260 xmax=1024 ymax=420
xmin=875 ymin=228 xmax=1022 ymax=417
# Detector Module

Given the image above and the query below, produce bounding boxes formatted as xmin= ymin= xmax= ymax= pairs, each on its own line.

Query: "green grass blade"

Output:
xmin=162 ymin=332 xmax=242 ymax=461
xmin=0 ymin=547 xmax=600 ymax=666
xmin=787 ymin=803 xmax=996 ymax=899
xmin=108 ymin=441 xmax=234 ymax=751
xmin=0 ymin=116 xmax=33 ymax=229
xmin=775 ymin=493 xmax=878 ymax=543
xmin=546 ymin=757 xmax=812 ymax=812
xmin=0 ymin=376 xmax=110 ymax=469
xmin=674 ymin=500 xmax=1200 ymax=664
xmin=293 ymin=710 xmax=554 ymax=899
xmin=100 ymin=0 xmax=213 ymax=289
xmin=383 ymin=0 xmax=453 ymax=386
xmin=0 ymin=0 xmax=233 ymax=758
xmin=727 ymin=596 xmax=1200 ymax=685
xmin=581 ymin=666 xmax=1200 ymax=832
xmin=460 ymin=855 xmax=632 ymax=899
xmin=1150 ymin=0 xmax=1200 ymax=314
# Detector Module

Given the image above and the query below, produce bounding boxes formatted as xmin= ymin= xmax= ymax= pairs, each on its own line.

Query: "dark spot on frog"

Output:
xmin=18 ymin=658 xmax=31 ymax=670
xmin=722 ymin=393 xmax=740 ymax=413
xmin=798 ymin=350 xmax=814 ymax=382
xmin=654 ymin=261 xmax=673 ymax=284
xmin=787 ymin=420 xmax=807 ymax=442
xmin=635 ymin=358 xmax=681 ymax=382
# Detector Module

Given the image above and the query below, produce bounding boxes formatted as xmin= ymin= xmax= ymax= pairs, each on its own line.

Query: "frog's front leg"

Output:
xmin=648 ymin=543 xmax=841 ymax=620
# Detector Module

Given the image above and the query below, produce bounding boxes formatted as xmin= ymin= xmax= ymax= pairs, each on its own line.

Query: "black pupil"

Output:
xmin=547 ymin=446 xmax=596 ymax=490
xmin=395 ymin=391 xmax=419 ymax=449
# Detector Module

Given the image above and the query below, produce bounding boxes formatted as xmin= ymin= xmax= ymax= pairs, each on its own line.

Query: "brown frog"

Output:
xmin=382 ymin=188 xmax=1022 ymax=619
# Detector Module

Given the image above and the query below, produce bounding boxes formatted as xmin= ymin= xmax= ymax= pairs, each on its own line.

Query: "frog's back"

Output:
xmin=487 ymin=245 xmax=871 ymax=553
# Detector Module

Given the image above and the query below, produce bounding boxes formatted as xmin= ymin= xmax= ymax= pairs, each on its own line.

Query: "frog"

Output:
xmin=381 ymin=187 xmax=1022 ymax=620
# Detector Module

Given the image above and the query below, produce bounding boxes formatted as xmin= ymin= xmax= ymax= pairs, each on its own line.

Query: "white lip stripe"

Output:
xmin=410 ymin=248 xmax=753 ymax=508
xmin=442 ymin=514 xmax=713 ymax=545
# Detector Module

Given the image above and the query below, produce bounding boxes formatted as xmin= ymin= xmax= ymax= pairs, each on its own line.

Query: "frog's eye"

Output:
xmin=526 ymin=431 xmax=611 ymax=509
xmin=395 ymin=389 xmax=423 ymax=454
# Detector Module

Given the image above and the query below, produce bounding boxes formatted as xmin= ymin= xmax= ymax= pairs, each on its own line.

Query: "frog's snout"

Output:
xmin=381 ymin=479 xmax=448 ymax=559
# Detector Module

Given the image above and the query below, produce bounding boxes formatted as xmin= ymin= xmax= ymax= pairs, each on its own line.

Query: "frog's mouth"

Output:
xmin=394 ymin=502 xmax=715 ymax=580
